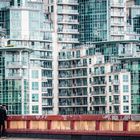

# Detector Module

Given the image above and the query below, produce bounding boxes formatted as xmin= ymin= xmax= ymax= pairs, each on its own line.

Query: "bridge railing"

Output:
xmin=6 ymin=115 xmax=140 ymax=136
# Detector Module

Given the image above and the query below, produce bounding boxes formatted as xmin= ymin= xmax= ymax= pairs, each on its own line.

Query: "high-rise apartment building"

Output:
xmin=58 ymin=40 xmax=140 ymax=114
xmin=0 ymin=0 xmax=140 ymax=115
xmin=78 ymin=0 xmax=128 ymax=43
xmin=43 ymin=0 xmax=80 ymax=114
xmin=78 ymin=0 xmax=140 ymax=43
xmin=0 ymin=0 xmax=54 ymax=115
xmin=0 ymin=45 xmax=32 ymax=114
xmin=44 ymin=0 xmax=79 ymax=49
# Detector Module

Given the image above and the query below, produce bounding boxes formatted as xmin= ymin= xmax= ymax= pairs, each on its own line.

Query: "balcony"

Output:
xmin=92 ymin=101 xmax=106 ymax=106
xmin=112 ymin=80 xmax=119 ymax=85
xmin=5 ymin=73 xmax=22 ymax=79
xmin=111 ymin=12 xmax=125 ymax=17
xmin=92 ymin=71 xmax=105 ymax=76
xmin=57 ymin=0 xmax=78 ymax=5
xmin=92 ymin=81 xmax=106 ymax=86
xmin=112 ymin=90 xmax=119 ymax=94
xmin=58 ymin=9 xmax=78 ymax=15
xmin=110 ymin=30 xmax=124 ymax=35
xmin=59 ymin=83 xmax=72 ymax=87
xmin=111 ymin=21 xmax=124 ymax=26
xmin=6 ymin=61 xmax=28 ymax=68
xmin=42 ymin=103 xmax=53 ymax=107
xmin=42 ymin=77 xmax=48 ymax=82
xmin=72 ymin=73 xmax=87 ymax=78
xmin=92 ymin=92 xmax=106 ymax=96
xmin=58 ymin=19 xmax=78 ymax=24
xmin=110 ymin=2 xmax=125 ymax=7
xmin=59 ymin=63 xmax=87 ymax=69
xmin=58 ymin=37 xmax=79 ymax=43
xmin=42 ymin=87 xmax=48 ymax=92
xmin=40 ymin=56 xmax=52 ymax=60
xmin=58 ymin=29 xmax=79 ymax=34
xmin=113 ymin=100 xmax=120 ymax=105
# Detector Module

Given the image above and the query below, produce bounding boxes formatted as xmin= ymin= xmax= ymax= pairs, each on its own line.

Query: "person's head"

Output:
xmin=2 ymin=105 xmax=7 ymax=110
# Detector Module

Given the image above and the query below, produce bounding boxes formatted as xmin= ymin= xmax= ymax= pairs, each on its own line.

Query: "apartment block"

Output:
xmin=91 ymin=61 xmax=131 ymax=114
xmin=58 ymin=40 xmax=139 ymax=114
xmin=0 ymin=0 xmax=54 ymax=115
xmin=0 ymin=45 xmax=32 ymax=114
xmin=78 ymin=0 xmax=140 ymax=43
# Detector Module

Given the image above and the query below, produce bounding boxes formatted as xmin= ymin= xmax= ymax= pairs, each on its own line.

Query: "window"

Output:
xmin=123 ymin=75 xmax=128 ymax=82
xmin=123 ymin=85 xmax=129 ymax=93
xmin=123 ymin=96 xmax=129 ymax=103
xmin=32 ymin=82 xmax=39 ymax=90
xmin=109 ymin=86 xmax=112 ymax=92
xmin=76 ymin=50 xmax=80 ymax=58
xmin=32 ymin=70 xmax=39 ymax=79
xmin=109 ymin=76 xmax=111 ymax=82
xmin=32 ymin=94 xmax=39 ymax=102
xmin=32 ymin=105 xmax=39 ymax=114
xmin=114 ymin=75 xmax=118 ymax=80
xmin=109 ymin=106 xmax=112 ymax=113
xmin=109 ymin=96 xmax=112 ymax=102
xmin=31 ymin=42 xmax=34 ymax=46
xmin=51 ymin=6 xmax=53 ymax=12
xmin=123 ymin=106 xmax=129 ymax=113
xmin=89 ymin=58 xmax=91 ymax=64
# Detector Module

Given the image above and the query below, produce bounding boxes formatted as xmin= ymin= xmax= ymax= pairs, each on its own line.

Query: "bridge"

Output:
xmin=5 ymin=115 xmax=140 ymax=140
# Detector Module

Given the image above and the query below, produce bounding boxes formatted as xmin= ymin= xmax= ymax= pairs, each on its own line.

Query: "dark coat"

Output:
xmin=0 ymin=107 xmax=7 ymax=124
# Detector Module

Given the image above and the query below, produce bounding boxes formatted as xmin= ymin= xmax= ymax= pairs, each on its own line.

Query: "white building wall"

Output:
xmin=119 ymin=72 xmax=131 ymax=114
xmin=29 ymin=68 xmax=42 ymax=115
xmin=21 ymin=10 xmax=29 ymax=40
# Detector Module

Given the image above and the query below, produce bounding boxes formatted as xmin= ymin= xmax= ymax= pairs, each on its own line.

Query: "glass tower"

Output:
xmin=78 ymin=0 xmax=108 ymax=43
xmin=135 ymin=0 xmax=140 ymax=5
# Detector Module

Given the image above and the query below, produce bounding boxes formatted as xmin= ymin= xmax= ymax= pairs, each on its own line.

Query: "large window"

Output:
xmin=123 ymin=85 xmax=129 ymax=93
xmin=123 ymin=106 xmax=129 ymax=113
xmin=32 ymin=105 xmax=39 ymax=114
xmin=32 ymin=82 xmax=39 ymax=90
xmin=123 ymin=75 xmax=128 ymax=82
xmin=123 ymin=95 xmax=129 ymax=103
xmin=32 ymin=94 xmax=39 ymax=102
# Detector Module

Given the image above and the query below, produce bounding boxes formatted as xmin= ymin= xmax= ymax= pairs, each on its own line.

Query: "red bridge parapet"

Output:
xmin=6 ymin=115 xmax=140 ymax=137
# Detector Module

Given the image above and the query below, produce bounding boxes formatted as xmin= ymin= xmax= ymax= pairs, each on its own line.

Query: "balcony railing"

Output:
xmin=92 ymin=101 xmax=106 ymax=106
xmin=58 ymin=29 xmax=79 ymax=34
xmin=59 ymin=63 xmax=87 ymax=69
xmin=58 ymin=9 xmax=78 ymax=15
xmin=110 ymin=2 xmax=125 ymax=7
xmin=111 ymin=12 xmax=125 ymax=17
xmin=6 ymin=61 xmax=28 ymax=68
xmin=58 ymin=37 xmax=79 ymax=43
xmin=5 ymin=73 xmax=23 ymax=79
xmin=57 ymin=0 xmax=78 ymax=5
xmin=42 ymin=87 xmax=48 ymax=92
xmin=58 ymin=19 xmax=78 ymax=24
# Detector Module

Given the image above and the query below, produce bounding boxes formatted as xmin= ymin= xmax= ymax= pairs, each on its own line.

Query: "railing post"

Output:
xmin=123 ymin=121 xmax=128 ymax=131
xmin=47 ymin=120 xmax=51 ymax=130
xmin=26 ymin=120 xmax=30 ymax=129
xmin=95 ymin=120 xmax=100 ymax=131
xmin=7 ymin=120 xmax=10 ymax=129
xmin=70 ymin=120 xmax=75 ymax=130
